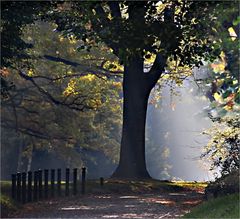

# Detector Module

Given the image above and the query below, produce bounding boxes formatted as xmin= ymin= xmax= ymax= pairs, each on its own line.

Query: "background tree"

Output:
xmin=202 ymin=115 xmax=239 ymax=177
xmin=199 ymin=5 xmax=239 ymax=178
xmin=1 ymin=20 xmax=122 ymax=178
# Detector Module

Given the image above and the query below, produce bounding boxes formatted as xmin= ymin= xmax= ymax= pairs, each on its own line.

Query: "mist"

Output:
xmin=146 ymin=70 xmax=214 ymax=181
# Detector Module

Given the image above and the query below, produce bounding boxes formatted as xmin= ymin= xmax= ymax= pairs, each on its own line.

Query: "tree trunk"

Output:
xmin=17 ymin=134 xmax=24 ymax=172
xmin=112 ymin=57 xmax=153 ymax=179
xmin=27 ymin=144 xmax=33 ymax=172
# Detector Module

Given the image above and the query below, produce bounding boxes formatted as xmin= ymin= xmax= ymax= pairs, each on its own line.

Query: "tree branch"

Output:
xmin=18 ymin=70 xmax=91 ymax=111
xmin=92 ymin=3 xmax=120 ymax=54
xmin=127 ymin=2 xmax=147 ymax=23
xmin=145 ymin=53 xmax=167 ymax=89
xmin=43 ymin=55 xmax=79 ymax=67
xmin=42 ymin=55 xmax=123 ymax=77
xmin=107 ymin=2 xmax=121 ymax=18
xmin=2 ymin=122 xmax=50 ymax=140
xmin=2 ymin=122 xmax=74 ymax=142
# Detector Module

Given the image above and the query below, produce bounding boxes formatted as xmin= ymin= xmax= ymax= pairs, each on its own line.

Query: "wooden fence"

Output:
xmin=11 ymin=167 xmax=89 ymax=203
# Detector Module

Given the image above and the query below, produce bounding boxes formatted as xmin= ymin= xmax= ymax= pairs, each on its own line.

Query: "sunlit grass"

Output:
xmin=1 ymin=179 xmax=208 ymax=195
xmin=0 ymin=193 xmax=19 ymax=217
xmin=182 ymin=193 xmax=239 ymax=218
xmin=170 ymin=181 xmax=208 ymax=189
xmin=1 ymin=180 xmax=12 ymax=196
xmin=85 ymin=179 xmax=208 ymax=194
xmin=0 ymin=194 xmax=17 ymax=209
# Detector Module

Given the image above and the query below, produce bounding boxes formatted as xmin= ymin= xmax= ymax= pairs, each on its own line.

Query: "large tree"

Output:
xmin=55 ymin=1 xmax=227 ymax=179
xmin=2 ymin=1 xmax=238 ymax=179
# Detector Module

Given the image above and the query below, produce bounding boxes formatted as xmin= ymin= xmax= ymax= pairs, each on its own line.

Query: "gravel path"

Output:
xmin=9 ymin=190 xmax=204 ymax=218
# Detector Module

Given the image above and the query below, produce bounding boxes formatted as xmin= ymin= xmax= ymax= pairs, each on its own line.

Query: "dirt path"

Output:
xmin=9 ymin=190 xmax=204 ymax=218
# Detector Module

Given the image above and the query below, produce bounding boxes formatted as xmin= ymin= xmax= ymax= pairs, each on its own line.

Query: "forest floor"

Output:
xmin=5 ymin=180 xmax=207 ymax=218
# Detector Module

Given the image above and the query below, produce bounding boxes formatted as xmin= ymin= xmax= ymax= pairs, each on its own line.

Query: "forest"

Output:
xmin=1 ymin=1 xmax=239 ymax=218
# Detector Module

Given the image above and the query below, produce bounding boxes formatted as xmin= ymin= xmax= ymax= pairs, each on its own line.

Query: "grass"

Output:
xmin=171 ymin=181 xmax=208 ymax=189
xmin=182 ymin=193 xmax=239 ymax=218
xmin=1 ymin=179 xmax=207 ymax=196
xmin=85 ymin=179 xmax=208 ymax=194
xmin=1 ymin=179 xmax=207 ymax=200
xmin=0 ymin=181 xmax=12 ymax=195
xmin=0 ymin=193 xmax=19 ymax=218
xmin=1 ymin=181 xmax=18 ymax=217
xmin=0 ymin=194 xmax=18 ymax=209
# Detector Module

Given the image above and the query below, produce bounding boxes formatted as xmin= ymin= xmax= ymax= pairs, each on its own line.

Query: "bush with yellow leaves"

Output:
xmin=202 ymin=114 xmax=239 ymax=177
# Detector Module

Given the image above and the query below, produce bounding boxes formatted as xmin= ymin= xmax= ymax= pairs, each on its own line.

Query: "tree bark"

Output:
xmin=112 ymin=56 xmax=153 ymax=179
xmin=111 ymin=53 xmax=166 ymax=179
xmin=17 ymin=134 xmax=24 ymax=172
xmin=27 ymin=144 xmax=33 ymax=172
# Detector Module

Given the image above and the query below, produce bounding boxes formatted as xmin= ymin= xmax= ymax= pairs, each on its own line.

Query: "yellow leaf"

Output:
xmin=27 ymin=69 xmax=34 ymax=76
xmin=112 ymin=81 xmax=122 ymax=89
xmin=59 ymin=36 xmax=64 ymax=42
xmin=80 ymin=74 xmax=96 ymax=82
xmin=233 ymin=80 xmax=238 ymax=85
xmin=211 ymin=63 xmax=225 ymax=73
xmin=213 ymin=92 xmax=224 ymax=103
xmin=63 ymin=79 xmax=78 ymax=96
xmin=228 ymin=27 xmax=237 ymax=41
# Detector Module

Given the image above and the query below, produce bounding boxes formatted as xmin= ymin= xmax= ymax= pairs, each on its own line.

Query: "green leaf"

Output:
xmin=233 ymin=16 xmax=240 ymax=26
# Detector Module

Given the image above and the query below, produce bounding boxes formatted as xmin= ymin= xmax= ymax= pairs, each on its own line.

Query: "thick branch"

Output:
xmin=43 ymin=55 xmax=123 ymax=77
xmin=164 ymin=3 xmax=175 ymax=23
xmin=145 ymin=53 xmax=167 ymax=89
xmin=94 ymin=3 xmax=108 ymax=21
xmin=107 ymin=2 xmax=121 ymax=18
xmin=43 ymin=55 xmax=79 ymax=67
xmin=127 ymin=2 xmax=148 ymax=26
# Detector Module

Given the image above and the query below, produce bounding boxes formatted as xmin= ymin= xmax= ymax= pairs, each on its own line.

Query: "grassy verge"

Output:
xmin=85 ymin=179 xmax=208 ymax=194
xmin=1 ymin=179 xmax=207 ymax=197
xmin=182 ymin=193 xmax=239 ymax=218
xmin=1 ymin=181 xmax=19 ymax=217
xmin=1 ymin=181 xmax=12 ymax=195
xmin=0 ymin=194 xmax=19 ymax=218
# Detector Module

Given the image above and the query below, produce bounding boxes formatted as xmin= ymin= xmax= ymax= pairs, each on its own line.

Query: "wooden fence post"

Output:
xmin=33 ymin=171 xmax=38 ymax=201
xmin=16 ymin=172 xmax=21 ymax=202
xmin=100 ymin=177 xmax=104 ymax=187
xmin=44 ymin=169 xmax=48 ymax=199
xmin=65 ymin=168 xmax=69 ymax=196
xmin=57 ymin=169 xmax=61 ymax=196
xmin=11 ymin=174 xmax=16 ymax=200
xmin=73 ymin=168 xmax=77 ymax=195
xmin=21 ymin=172 xmax=26 ymax=203
xmin=27 ymin=171 xmax=32 ymax=202
xmin=81 ymin=167 xmax=86 ymax=195
xmin=38 ymin=170 xmax=42 ymax=200
xmin=51 ymin=169 xmax=55 ymax=197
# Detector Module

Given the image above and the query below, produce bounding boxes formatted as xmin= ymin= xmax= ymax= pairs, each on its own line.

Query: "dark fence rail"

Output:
xmin=11 ymin=167 xmax=87 ymax=203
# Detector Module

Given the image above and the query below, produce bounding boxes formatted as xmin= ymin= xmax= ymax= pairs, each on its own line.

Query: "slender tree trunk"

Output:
xmin=27 ymin=144 xmax=33 ymax=172
xmin=17 ymin=134 xmax=24 ymax=172
xmin=112 ymin=57 xmax=152 ymax=179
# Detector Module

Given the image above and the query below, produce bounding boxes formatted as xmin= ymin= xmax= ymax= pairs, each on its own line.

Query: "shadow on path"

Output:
xmin=9 ymin=190 xmax=204 ymax=218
